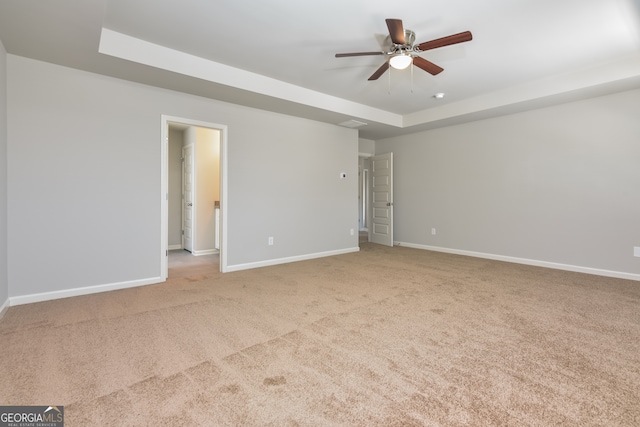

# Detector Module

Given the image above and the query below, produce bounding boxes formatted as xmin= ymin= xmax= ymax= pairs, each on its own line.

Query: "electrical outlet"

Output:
xmin=350 ymin=228 xmax=354 ymax=236
xmin=634 ymin=247 xmax=640 ymax=257
xmin=268 ymin=236 xmax=274 ymax=246
xmin=431 ymin=228 xmax=436 ymax=235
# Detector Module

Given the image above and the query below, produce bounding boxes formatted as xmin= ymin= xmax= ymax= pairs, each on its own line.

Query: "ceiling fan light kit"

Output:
xmin=335 ymin=18 xmax=472 ymax=81
xmin=389 ymin=53 xmax=412 ymax=70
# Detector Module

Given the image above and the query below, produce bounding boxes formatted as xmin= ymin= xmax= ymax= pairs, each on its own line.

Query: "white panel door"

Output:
xmin=371 ymin=152 xmax=393 ymax=246
xmin=182 ymin=144 xmax=194 ymax=252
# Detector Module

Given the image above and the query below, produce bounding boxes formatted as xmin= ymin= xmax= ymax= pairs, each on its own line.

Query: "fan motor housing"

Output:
xmin=386 ymin=29 xmax=416 ymax=51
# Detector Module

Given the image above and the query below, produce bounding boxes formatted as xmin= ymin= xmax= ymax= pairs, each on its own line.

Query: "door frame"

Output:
xmin=161 ymin=115 xmax=228 ymax=277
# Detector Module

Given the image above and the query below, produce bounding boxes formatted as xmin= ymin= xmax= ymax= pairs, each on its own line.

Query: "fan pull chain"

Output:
xmin=388 ymin=66 xmax=391 ymax=94
xmin=411 ymin=62 xmax=414 ymax=93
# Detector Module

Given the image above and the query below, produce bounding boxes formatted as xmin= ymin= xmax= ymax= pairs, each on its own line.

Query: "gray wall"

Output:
xmin=377 ymin=89 xmax=640 ymax=278
xmin=7 ymin=55 xmax=358 ymax=299
xmin=226 ymin=110 xmax=358 ymax=266
xmin=0 ymin=40 xmax=8 ymax=312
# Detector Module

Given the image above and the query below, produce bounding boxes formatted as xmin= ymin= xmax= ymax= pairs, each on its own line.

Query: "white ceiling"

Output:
xmin=1 ymin=0 xmax=639 ymax=139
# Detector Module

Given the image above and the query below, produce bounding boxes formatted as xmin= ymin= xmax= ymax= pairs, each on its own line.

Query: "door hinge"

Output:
xmin=166 ymin=250 xmax=168 ymax=256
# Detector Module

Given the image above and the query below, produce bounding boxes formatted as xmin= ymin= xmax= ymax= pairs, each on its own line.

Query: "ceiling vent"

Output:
xmin=339 ymin=119 xmax=368 ymax=128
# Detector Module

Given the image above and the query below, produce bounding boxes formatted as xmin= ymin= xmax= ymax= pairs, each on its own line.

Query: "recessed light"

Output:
xmin=434 ymin=92 xmax=445 ymax=99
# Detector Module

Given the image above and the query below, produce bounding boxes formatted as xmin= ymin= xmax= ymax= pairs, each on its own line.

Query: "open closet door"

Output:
xmin=370 ymin=152 xmax=393 ymax=246
xmin=182 ymin=144 xmax=194 ymax=252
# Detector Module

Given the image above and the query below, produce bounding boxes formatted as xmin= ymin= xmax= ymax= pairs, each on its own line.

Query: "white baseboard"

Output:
xmin=0 ymin=298 xmax=9 ymax=320
xmin=395 ymin=241 xmax=640 ymax=282
xmin=225 ymin=247 xmax=360 ymax=273
xmin=5 ymin=247 xmax=358 ymax=307
xmin=168 ymin=244 xmax=182 ymax=250
xmin=9 ymin=276 xmax=165 ymax=307
xmin=192 ymin=249 xmax=219 ymax=256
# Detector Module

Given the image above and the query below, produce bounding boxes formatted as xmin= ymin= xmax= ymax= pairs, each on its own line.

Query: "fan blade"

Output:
xmin=413 ymin=56 xmax=444 ymax=75
xmin=385 ymin=19 xmax=405 ymax=44
xmin=335 ymin=51 xmax=384 ymax=58
xmin=416 ymin=31 xmax=473 ymax=51
xmin=368 ymin=62 xmax=390 ymax=80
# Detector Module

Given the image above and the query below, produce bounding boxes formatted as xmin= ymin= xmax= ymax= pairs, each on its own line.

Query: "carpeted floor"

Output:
xmin=1 ymin=243 xmax=639 ymax=426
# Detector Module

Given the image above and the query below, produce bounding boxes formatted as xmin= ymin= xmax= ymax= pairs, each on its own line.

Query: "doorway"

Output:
xmin=173 ymin=126 xmax=220 ymax=256
xmin=161 ymin=115 xmax=228 ymax=279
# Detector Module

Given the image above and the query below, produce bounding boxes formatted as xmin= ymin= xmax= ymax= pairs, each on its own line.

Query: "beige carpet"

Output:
xmin=1 ymin=243 xmax=639 ymax=426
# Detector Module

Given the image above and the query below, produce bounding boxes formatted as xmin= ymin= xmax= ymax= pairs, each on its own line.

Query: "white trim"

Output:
xmin=219 ymin=123 xmax=228 ymax=273
xmin=9 ymin=277 xmax=164 ymax=307
xmin=396 ymin=241 xmax=640 ymax=282
xmin=192 ymin=249 xmax=219 ymax=256
xmin=0 ymin=298 xmax=9 ymax=320
xmin=226 ymin=247 xmax=360 ymax=272
xmin=100 ymin=29 xmax=401 ymax=128
xmin=168 ymin=244 xmax=182 ymax=250
xmin=161 ymin=115 xmax=228 ymax=275
xmin=161 ymin=117 xmax=169 ymax=281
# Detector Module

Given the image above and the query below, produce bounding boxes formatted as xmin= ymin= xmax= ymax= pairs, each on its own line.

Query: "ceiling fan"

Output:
xmin=335 ymin=19 xmax=472 ymax=81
